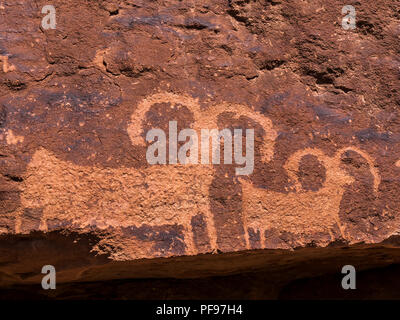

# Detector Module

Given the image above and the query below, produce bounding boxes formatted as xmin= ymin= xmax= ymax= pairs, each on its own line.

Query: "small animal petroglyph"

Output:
xmin=241 ymin=147 xmax=380 ymax=248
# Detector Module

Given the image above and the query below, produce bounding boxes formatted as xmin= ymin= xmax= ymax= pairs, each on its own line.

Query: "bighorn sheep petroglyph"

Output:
xmin=240 ymin=147 xmax=380 ymax=248
xmin=18 ymin=91 xmax=381 ymax=255
xmin=19 ymin=92 xmax=277 ymax=257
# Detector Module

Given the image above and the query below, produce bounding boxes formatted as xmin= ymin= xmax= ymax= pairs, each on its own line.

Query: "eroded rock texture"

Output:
xmin=0 ymin=0 xmax=399 ymax=297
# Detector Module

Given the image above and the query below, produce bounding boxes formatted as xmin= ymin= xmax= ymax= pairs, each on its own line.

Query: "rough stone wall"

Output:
xmin=0 ymin=0 xmax=399 ymax=292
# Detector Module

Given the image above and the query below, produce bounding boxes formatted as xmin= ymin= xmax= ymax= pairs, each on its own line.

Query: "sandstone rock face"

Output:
xmin=0 ymin=0 xmax=399 ymax=294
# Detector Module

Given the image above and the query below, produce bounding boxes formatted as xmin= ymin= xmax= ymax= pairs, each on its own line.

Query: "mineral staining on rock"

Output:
xmin=0 ymin=0 xmax=399 ymax=284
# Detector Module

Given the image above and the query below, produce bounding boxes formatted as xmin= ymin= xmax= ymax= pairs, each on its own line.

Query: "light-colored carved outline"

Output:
xmin=16 ymin=90 xmax=382 ymax=256
xmin=241 ymin=146 xmax=381 ymax=249
xmin=19 ymin=91 xmax=278 ymax=258
xmin=0 ymin=55 xmax=16 ymax=73
xmin=127 ymin=92 xmax=277 ymax=163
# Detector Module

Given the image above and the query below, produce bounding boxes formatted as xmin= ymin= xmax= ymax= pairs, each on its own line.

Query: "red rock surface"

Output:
xmin=0 ymin=0 xmax=399 ymax=298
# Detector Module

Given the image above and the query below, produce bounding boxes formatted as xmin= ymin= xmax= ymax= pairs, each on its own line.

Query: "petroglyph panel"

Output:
xmin=12 ymin=91 xmax=387 ymax=259
xmin=0 ymin=0 xmax=399 ymax=282
xmin=17 ymin=92 xmax=278 ymax=259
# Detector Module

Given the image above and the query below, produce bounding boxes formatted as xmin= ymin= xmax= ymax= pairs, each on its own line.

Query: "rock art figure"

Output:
xmin=240 ymin=147 xmax=380 ymax=248
xmin=0 ymin=55 xmax=16 ymax=73
xmin=19 ymin=92 xmax=277 ymax=257
xmin=17 ymin=91 xmax=381 ymax=256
